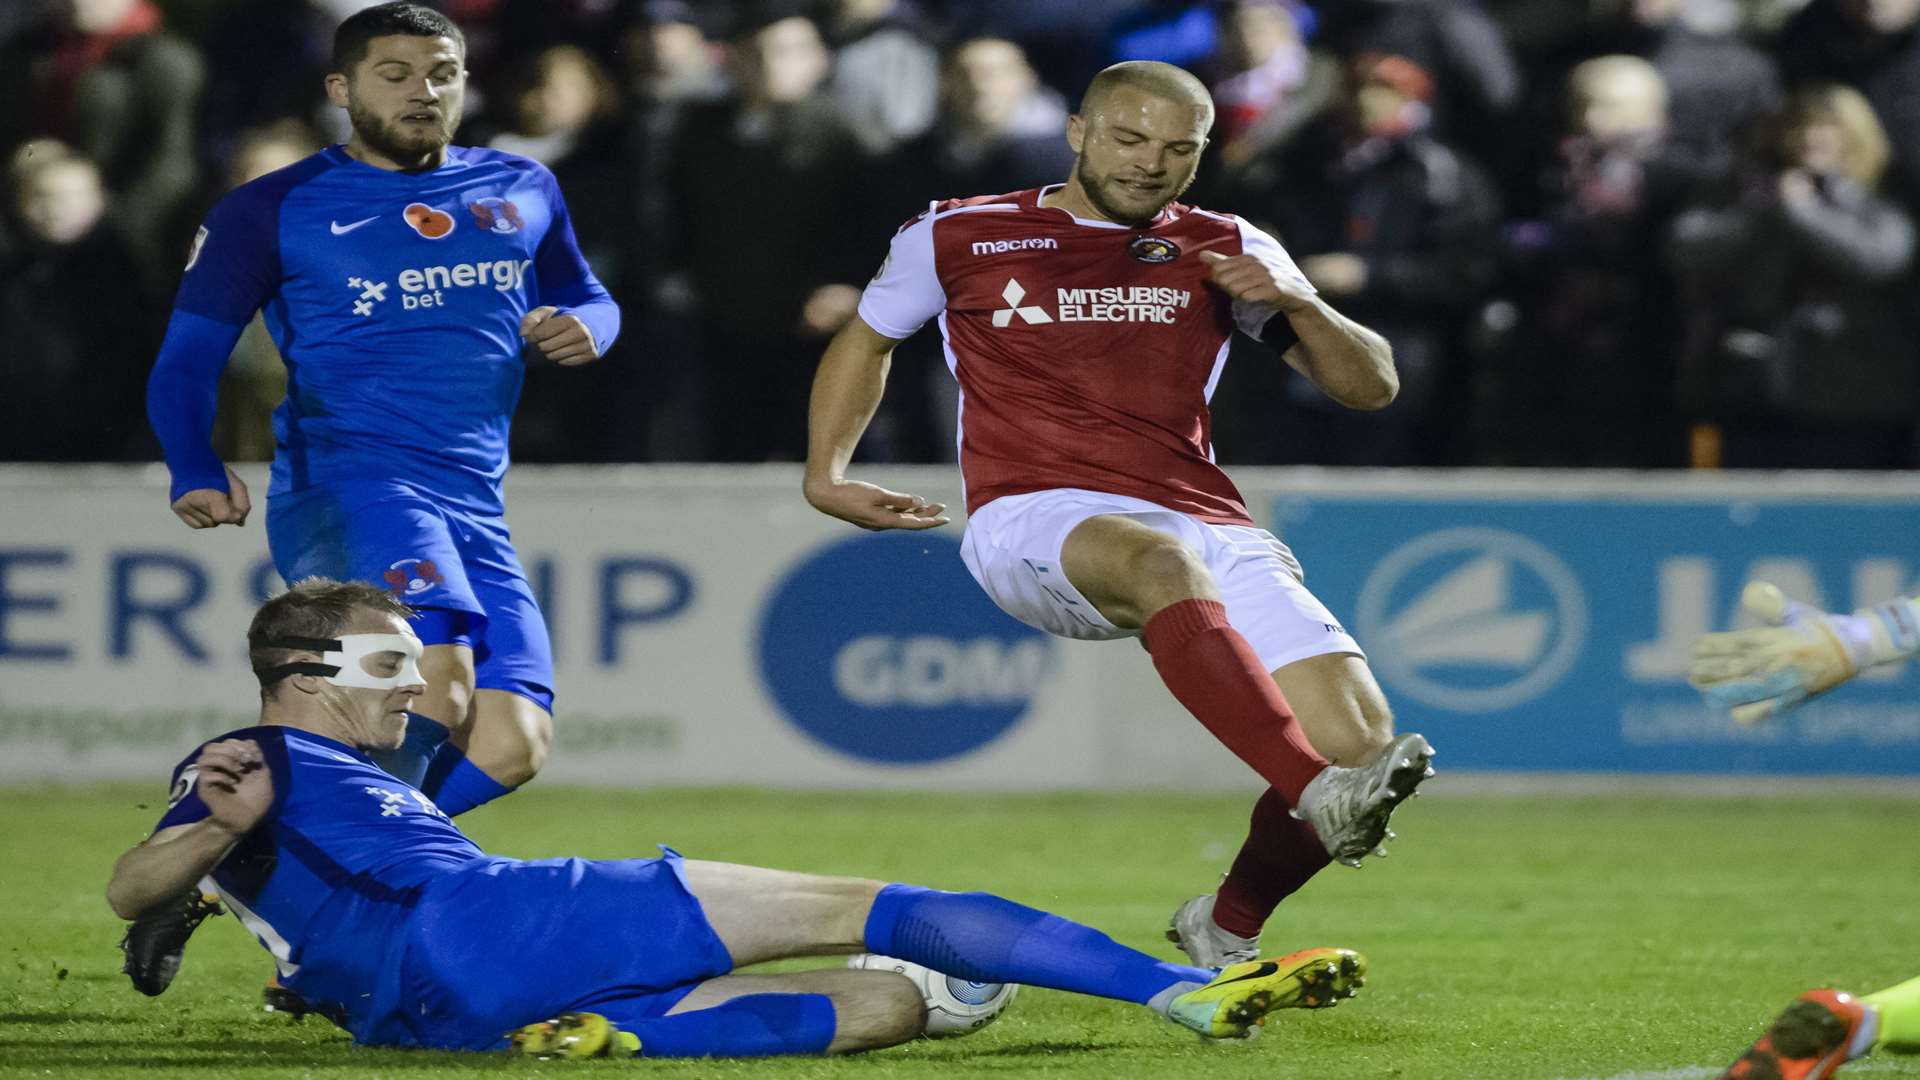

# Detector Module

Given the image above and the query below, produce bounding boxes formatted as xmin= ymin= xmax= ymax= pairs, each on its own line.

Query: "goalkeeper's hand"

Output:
xmin=1689 ymin=581 xmax=1920 ymax=724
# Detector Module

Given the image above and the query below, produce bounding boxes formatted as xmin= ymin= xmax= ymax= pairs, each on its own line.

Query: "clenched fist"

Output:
xmin=1198 ymin=250 xmax=1318 ymax=313
xmin=521 ymin=306 xmax=599 ymax=365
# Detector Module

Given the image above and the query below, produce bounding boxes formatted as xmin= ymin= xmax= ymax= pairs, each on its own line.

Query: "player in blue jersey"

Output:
xmin=106 ymin=579 xmax=1370 ymax=1058
xmin=139 ymin=1 xmax=617 ymax=1012
xmin=146 ymin=2 xmax=613 ymax=816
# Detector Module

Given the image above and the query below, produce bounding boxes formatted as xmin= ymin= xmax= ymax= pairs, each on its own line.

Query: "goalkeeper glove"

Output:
xmin=1688 ymin=581 xmax=1920 ymax=724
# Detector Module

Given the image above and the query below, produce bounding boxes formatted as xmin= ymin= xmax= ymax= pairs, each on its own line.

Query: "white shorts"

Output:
xmin=959 ymin=488 xmax=1364 ymax=672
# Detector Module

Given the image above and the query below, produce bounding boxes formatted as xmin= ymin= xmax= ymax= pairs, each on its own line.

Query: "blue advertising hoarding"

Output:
xmin=1272 ymin=493 xmax=1920 ymax=774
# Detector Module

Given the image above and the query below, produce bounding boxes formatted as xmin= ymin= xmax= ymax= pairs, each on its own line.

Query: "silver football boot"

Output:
xmin=1292 ymin=733 xmax=1436 ymax=868
xmin=1165 ymin=893 xmax=1262 ymax=969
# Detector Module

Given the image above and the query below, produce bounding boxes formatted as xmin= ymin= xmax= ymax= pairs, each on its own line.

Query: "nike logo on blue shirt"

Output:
xmin=331 ymin=216 xmax=378 ymax=235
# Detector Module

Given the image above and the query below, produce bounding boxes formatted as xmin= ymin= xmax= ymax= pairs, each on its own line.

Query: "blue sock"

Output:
xmin=624 ymin=994 xmax=836 ymax=1058
xmin=367 ymin=712 xmax=452 ymax=788
xmin=420 ymin=744 xmax=513 ymax=817
xmin=864 ymin=884 xmax=1213 ymax=1005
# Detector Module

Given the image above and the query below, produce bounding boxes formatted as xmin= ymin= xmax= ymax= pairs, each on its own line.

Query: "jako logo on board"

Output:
xmin=757 ymin=533 xmax=1055 ymax=764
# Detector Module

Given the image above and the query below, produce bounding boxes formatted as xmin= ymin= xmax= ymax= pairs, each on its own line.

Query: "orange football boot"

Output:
xmin=1722 ymin=990 xmax=1873 ymax=1080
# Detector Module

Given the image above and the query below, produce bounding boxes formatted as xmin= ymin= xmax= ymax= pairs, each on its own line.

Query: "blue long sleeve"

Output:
xmin=146 ymin=309 xmax=246 ymax=502
xmin=532 ymin=173 xmax=620 ymax=356
xmin=556 ymin=291 xmax=620 ymax=359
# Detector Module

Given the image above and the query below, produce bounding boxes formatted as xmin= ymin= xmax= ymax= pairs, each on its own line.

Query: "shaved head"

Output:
xmin=1080 ymin=61 xmax=1215 ymax=132
xmin=1051 ymin=61 xmax=1214 ymax=226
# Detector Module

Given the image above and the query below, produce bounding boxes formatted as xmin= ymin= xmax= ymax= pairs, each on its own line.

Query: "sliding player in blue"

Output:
xmin=138 ymin=2 xmax=617 ymax=1008
xmin=107 ymin=580 xmax=1367 ymax=1058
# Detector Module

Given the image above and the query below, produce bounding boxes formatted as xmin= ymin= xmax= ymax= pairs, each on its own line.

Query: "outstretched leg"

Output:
xmin=509 ymin=858 xmax=1368 ymax=1058
xmin=683 ymin=857 xmax=1205 ymax=999
xmin=680 ymin=860 xmax=1207 ymax=1004
xmin=675 ymin=861 xmax=880 ymax=965
xmin=676 ymin=860 xmax=1360 ymax=1033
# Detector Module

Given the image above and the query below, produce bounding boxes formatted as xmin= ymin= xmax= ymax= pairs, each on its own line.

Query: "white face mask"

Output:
xmin=256 ymin=632 xmax=425 ymax=691
xmin=321 ymin=633 xmax=426 ymax=690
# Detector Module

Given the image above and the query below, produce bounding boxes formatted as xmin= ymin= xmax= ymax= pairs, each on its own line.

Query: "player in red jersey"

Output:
xmin=804 ymin=60 xmax=1434 ymax=969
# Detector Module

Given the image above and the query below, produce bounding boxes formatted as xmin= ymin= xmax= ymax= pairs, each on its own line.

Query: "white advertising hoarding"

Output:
xmin=0 ymin=465 xmax=1170 ymax=788
xmin=6 ymin=465 xmax=1920 ymax=786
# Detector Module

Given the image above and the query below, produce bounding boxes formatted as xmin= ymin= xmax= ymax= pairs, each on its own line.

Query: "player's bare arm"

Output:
xmin=520 ymin=306 xmax=599 ymax=366
xmin=107 ymin=740 xmax=271 ymax=918
xmin=169 ymin=465 xmax=253 ymax=529
xmin=1199 ymin=250 xmax=1397 ymax=411
xmin=803 ymin=317 xmax=949 ymax=531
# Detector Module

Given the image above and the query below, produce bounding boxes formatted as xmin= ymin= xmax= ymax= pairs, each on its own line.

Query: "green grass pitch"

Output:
xmin=3 ymin=783 xmax=1918 ymax=1079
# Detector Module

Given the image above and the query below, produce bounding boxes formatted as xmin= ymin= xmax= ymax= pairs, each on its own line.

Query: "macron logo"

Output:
xmin=991 ymin=279 xmax=1052 ymax=327
xmin=972 ymin=237 xmax=1058 ymax=256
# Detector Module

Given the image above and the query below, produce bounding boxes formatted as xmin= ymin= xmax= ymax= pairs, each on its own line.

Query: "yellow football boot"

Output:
xmin=1166 ymin=947 xmax=1367 ymax=1038
xmin=506 ymin=1011 xmax=641 ymax=1059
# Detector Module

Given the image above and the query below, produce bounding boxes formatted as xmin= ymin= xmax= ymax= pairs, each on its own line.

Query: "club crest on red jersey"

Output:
xmin=1128 ymin=235 xmax=1180 ymax=264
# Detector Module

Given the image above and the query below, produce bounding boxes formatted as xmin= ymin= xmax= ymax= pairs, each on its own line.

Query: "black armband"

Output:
xmin=1260 ymin=311 xmax=1300 ymax=356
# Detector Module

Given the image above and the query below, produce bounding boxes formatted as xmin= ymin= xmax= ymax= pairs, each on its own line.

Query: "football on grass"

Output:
xmin=845 ymin=953 xmax=1018 ymax=1037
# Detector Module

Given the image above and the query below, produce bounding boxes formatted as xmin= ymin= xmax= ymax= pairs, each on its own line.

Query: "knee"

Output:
xmin=458 ymin=692 xmax=554 ymax=788
xmin=1123 ymin=541 xmax=1214 ymax=623
xmin=1128 ymin=540 xmax=1210 ymax=592
xmin=496 ymin=706 xmax=553 ymax=787
xmin=879 ymin=973 xmax=930 ymax=1044
xmin=1354 ymin=703 xmax=1395 ymax=763
xmin=1326 ymin=699 xmax=1395 ymax=767
xmin=1281 ymin=656 xmax=1399 ymax=766
xmin=833 ymin=974 xmax=926 ymax=1053
xmin=416 ymin=648 xmax=476 ymax=724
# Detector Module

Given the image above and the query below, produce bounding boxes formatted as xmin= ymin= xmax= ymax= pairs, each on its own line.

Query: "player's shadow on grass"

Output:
xmin=62 ymin=971 xmax=134 ymax=984
xmin=963 ymin=1040 xmax=1132 ymax=1057
xmin=0 ymin=1011 xmax=132 ymax=1025
xmin=1 ymin=1045 xmax=496 ymax=1071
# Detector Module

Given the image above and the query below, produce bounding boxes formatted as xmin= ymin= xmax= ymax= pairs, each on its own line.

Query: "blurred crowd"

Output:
xmin=5 ymin=0 xmax=1920 ymax=470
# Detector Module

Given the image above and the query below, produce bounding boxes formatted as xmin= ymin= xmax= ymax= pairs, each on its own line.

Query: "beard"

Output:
xmin=347 ymin=99 xmax=459 ymax=165
xmin=1074 ymin=154 xmax=1196 ymax=226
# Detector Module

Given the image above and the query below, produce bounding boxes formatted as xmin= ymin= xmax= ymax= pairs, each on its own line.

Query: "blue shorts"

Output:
xmin=396 ymin=850 xmax=735 ymax=1051
xmin=266 ymin=480 xmax=554 ymax=710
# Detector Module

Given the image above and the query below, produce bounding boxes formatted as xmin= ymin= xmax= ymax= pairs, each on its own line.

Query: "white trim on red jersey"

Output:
xmin=857 ymin=199 xmax=1022 ymax=340
xmin=1228 ymin=216 xmax=1315 ymax=340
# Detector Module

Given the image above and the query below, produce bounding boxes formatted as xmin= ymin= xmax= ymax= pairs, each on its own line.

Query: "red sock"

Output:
xmin=1142 ymin=598 xmax=1329 ymax=803
xmin=1212 ymin=787 xmax=1332 ymax=937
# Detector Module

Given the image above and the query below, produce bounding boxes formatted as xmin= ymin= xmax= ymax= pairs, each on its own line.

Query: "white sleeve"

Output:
xmin=1232 ymin=217 xmax=1316 ymax=339
xmin=856 ymin=206 xmax=947 ymax=340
